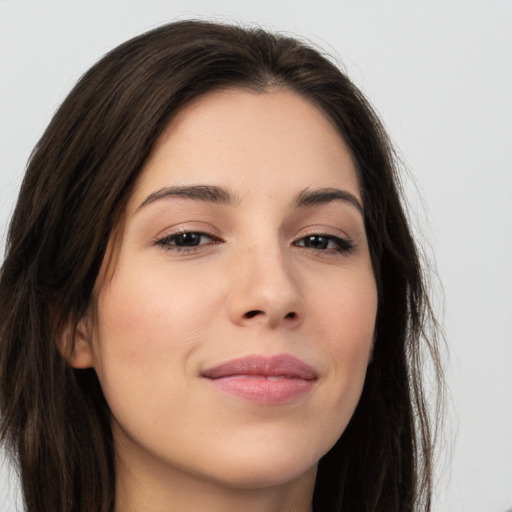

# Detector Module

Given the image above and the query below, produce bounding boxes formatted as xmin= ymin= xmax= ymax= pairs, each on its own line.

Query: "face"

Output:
xmin=74 ymin=89 xmax=377 ymax=493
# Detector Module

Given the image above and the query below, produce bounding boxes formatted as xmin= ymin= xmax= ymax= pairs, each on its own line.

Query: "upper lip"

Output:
xmin=201 ymin=354 xmax=318 ymax=380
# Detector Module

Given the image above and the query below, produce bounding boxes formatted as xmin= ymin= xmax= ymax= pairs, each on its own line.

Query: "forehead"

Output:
xmin=129 ymin=88 xmax=361 ymax=209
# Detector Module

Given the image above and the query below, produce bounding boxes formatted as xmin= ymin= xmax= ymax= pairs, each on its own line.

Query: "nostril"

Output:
xmin=242 ymin=310 xmax=298 ymax=321
xmin=244 ymin=310 xmax=263 ymax=319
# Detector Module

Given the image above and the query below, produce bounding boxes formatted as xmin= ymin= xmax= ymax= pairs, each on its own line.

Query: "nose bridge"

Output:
xmin=229 ymin=231 xmax=303 ymax=327
xmin=250 ymin=240 xmax=296 ymax=296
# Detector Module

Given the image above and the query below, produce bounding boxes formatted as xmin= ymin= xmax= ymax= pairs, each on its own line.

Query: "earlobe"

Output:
xmin=59 ymin=316 xmax=95 ymax=369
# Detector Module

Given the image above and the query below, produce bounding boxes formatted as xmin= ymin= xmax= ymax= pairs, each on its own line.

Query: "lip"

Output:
xmin=201 ymin=354 xmax=318 ymax=405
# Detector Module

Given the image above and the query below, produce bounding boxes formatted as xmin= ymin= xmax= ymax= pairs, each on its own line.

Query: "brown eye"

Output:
xmin=155 ymin=231 xmax=220 ymax=252
xmin=302 ymin=235 xmax=330 ymax=250
xmin=169 ymin=232 xmax=203 ymax=247
xmin=295 ymin=234 xmax=354 ymax=253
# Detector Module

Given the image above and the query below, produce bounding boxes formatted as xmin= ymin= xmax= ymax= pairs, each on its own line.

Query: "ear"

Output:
xmin=59 ymin=315 xmax=95 ymax=369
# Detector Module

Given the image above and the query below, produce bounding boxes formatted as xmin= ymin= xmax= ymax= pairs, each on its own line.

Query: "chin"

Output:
xmin=207 ymin=456 xmax=318 ymax=490
xmin=196 ymin=432 xmax=331 ymax=490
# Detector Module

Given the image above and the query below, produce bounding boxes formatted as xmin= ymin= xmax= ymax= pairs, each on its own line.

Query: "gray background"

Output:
xmin=1 ymin=1 xmax=511 ymax=511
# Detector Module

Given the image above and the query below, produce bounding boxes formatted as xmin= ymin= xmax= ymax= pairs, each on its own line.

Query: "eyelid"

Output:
xmin=157 ymin=231 xmax=217 ymax=244
xmin=295 ymin=225 xmax=352 ymax=242
xmin=152 ymin=223 xmax=224 ymax=251
xmin=152 ymin=222 xmax=221 ymax=241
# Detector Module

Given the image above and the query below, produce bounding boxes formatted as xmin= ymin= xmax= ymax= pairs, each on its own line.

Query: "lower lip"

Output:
xmin=205 ymin=376 xmax=315 ymax=405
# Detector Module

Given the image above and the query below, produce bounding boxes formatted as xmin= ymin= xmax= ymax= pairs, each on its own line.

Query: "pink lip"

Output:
xmin=201 ymin=354 xmax=318 ymax=405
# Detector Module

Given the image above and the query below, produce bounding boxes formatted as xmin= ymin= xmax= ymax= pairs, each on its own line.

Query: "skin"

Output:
xmin=71 ymin=88 xmax=378 ymax=512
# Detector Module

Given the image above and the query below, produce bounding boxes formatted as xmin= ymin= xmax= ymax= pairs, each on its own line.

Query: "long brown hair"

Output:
xmin=0 ymin=20 xmax=443 ymax=512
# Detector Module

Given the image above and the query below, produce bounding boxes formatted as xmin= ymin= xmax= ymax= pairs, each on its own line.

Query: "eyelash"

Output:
xmin=154 ymin=230 xmax=221 ymax=253
xmin=154 ymin=231 xmax=355 ymax=255
xmin=293 ymin=234 xmax=355 ymax=254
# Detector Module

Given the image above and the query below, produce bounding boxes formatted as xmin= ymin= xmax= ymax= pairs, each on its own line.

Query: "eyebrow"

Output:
xmin=137 ymin=184 xmax=363 ymax=216
xmin=137 ymin=185 xmax=236 ymax=210
xmin=294 ymin=187 xmax=364 ymax=216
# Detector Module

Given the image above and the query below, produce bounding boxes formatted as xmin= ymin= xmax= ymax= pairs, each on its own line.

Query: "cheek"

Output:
xmin=89 ymin=274 xmax=212 ymax=448
xmin=312 ymin=269 xmax=377 ymax=353
xmin=90 ymin=270 xmax=222 ymax=416
xmin=307 ymin=270 xmax=377 ymax=428
xmin=95 ymin=269 xmax=221 ymax=359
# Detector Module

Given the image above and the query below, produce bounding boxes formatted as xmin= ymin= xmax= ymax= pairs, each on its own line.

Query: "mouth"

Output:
xmin=201 ymin=354 xmax=318 ymax=405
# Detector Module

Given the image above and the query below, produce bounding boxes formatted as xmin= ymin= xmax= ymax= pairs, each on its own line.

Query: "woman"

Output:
xmin=0 ymin=20 xmax=443 ymax=512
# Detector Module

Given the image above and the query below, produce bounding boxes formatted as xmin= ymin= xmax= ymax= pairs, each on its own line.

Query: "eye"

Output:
xmin=155 ymin=231 xmax=220 ymax=252
xmin=294 ymin=234 xmax=354 ymax=254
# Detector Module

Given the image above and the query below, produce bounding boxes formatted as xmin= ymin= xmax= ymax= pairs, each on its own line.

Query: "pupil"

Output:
xmin=305 ymin=235 xmax=328 ymax=249
xmin=175 ymin=233 xmax=201 ymax=246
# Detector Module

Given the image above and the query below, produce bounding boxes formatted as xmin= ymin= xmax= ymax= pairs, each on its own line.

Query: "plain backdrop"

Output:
xmin=0 ymin=1 xmax=511 ymax=511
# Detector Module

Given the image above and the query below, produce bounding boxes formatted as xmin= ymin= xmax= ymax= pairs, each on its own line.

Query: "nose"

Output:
xmin=227 ymin=243 xmax=304 ymax=329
